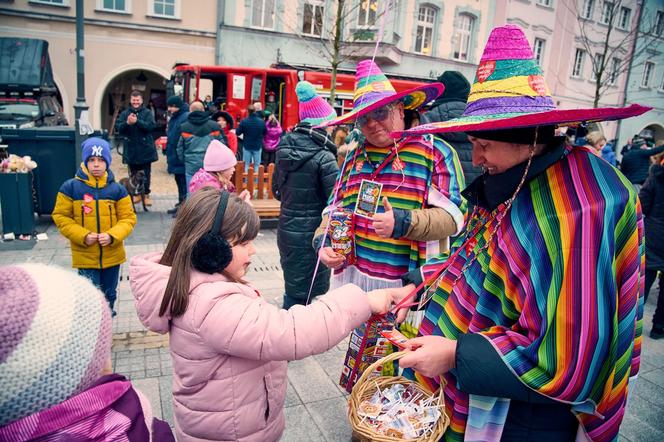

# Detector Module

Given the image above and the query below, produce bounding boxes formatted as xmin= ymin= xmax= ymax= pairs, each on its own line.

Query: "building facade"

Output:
xmin=617 ymin=0 xmax=664 ymax=149
xmin=0 ymin=0 xmax=217 ymax=132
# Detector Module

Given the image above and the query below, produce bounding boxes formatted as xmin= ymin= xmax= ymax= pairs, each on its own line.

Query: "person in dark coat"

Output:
xmin=236 ymin=105 xmax=266 ymax=173
xmin=176 ymin=101 xmax=225 ymax=191
xmin=620 ymin=136 xmax=664 ymax=189
xmin=639 ymin=153 xmax=664 ymax=339
xmin=422 ymin=71 xmax=482 ymax=186
xmin=165 ymin=95 xmax=189 ymax=214
xmin=272 ymin=81 xmax=339 ymax=309
xmin=115 ymin=90 xmax=157 ymax=206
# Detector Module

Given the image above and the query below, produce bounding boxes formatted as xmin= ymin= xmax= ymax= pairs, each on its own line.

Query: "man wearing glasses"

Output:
xmin=314 ymin=60 xmax=465 ymax=336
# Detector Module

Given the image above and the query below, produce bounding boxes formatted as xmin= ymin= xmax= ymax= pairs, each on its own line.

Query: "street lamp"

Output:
xmin=73 ymin=0 xmax=89 ymax=163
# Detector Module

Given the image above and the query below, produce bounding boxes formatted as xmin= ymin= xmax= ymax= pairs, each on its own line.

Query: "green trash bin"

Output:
xmin=0 ymin=172 xmax=35 ymax=235
xmin=0 ymin=127 xmax=76 ymax=215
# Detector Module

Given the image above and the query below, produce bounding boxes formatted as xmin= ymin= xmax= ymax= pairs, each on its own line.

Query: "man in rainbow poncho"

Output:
xmin=314 ymin=60 xmax=466 ymax=314
xmin=392 ymin=24 xmax=650 ymax=441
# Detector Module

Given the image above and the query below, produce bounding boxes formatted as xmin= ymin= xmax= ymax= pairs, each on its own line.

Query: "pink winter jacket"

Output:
xmin=129 ymin=252 xmax=372 ymax=442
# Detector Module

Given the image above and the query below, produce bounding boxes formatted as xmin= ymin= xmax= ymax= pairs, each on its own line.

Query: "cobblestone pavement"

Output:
xmin=1 ymin=156 xmax=663 ymax=440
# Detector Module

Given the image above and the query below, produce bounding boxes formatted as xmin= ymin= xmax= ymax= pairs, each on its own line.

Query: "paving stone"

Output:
xmin=624 ymin=391 xmax=664 ymax=433
xmin=619 ymin=413 xmax=664 ymax=442
xmin=306 ymin=396 xmax=353 ymax=442
xmin=146 ymin=368 xmax=162 ymax=377
xmin=631 ymin=377 xmax=664 ymax=408
xmin=287 ymin=357 xmax=343 ymax=404
xmin=641 ymin=368 xmax=664 ymax=389
xmin=282 ymin=404 xmax=324 ymax=442
xmin=133 ymin=378 xmax=162 ymax=419
xmin=284 ymin=381 xmax=302 ymax=408
xmin=159 ymin=376 xmax=175 ymax=427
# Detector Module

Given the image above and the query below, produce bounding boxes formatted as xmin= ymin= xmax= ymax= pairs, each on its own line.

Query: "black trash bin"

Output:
xmin=0 ymin=172 xmax=35 ymax=235
xmin=0 ymin=127 xmax=76 ymax=215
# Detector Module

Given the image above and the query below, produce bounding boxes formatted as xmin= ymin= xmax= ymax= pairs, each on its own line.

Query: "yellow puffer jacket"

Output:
xmin=52 ymin=165 xmax=137 ymax=269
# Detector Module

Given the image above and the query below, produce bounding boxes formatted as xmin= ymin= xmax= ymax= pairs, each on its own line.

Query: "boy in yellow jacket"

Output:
xmin=52 ymin=137 xmax=136 ymax=316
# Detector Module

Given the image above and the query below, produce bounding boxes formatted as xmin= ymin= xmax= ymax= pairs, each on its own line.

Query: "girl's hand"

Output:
xmin=239 ymin=189 xmax=251 ymax=202
xmin=385 ymin=284 xmax=416 ymax=323
xmin=366 ymin=289 xmax=393 ymax=314
xmin=399 ymin=336 xmax=457 ymax=377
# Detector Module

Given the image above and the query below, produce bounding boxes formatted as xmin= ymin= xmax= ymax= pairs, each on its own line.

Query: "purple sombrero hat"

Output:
xmin=393 ymin=24 xmax=650 ymax=137
xmin=322 ymin=59 xmax=444 ymax=126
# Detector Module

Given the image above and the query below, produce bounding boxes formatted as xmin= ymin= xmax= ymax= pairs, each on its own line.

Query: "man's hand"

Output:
xmin=127 ymin=113 xmax=138 ymax=125
xmin=372 ymin=197 xmax=395 ymax=238
xmin=98 ymin=233 xmax=112 ymax=246
xmin=84 ymin=232 xmax=98 ymax=246
xmin=319 ymin=246 xmax=345 ymax=270
xmin=399 ymin=335 xmax=457 ymax=377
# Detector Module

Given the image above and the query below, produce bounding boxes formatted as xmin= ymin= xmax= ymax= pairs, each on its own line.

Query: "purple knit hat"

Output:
xmin=296 ymin=81 xmax=337 ymax=125
xmin=0 ymin=264 xmax=112 ymax=426
xmin=204 ymin=139 xmax=237 ymax=172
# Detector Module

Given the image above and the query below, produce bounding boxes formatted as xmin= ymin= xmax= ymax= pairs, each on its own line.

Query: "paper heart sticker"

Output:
xmin=476 ymin=61 xmax=496 ymax=83
xmin=528 ymin=75 xmax=547 ymax=96
xmin=83 ymin=193 xmax=94 ymax=203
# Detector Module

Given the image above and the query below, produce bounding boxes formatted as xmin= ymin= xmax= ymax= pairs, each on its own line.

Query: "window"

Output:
xmin=30 ymin=0 xmax=68 ymax=5
xmin=660 ymin=72 xmax=664 ymax=91
xmin=601 ymin=1 xmax=613 ymax=25
xmin=415 ymin=6 xmax=436 ymax=55
xmin=572 ymin=48 xmax=585 ymax=77
xmin=609 ymin=57 xmax=620 ymax=84
xmin=581 ymin=0 xmax=594 ymax=19
xmin=642 ymin=61 xmax=655 ymax=87
xmin=453 ymin=14 xmax=474 ymax=61
xmin=618 ymin=6 xmax=630 ymax=30
xmin=591 ymin=52 xmax=604 ymax=80
xmin=537 ymin=0 xmax=551 ymax=6
xmin=302 ymin=1 xmax=324 ymax=36
xmin=358 ymin=0 xmax=378 ymax=27
xmin=151 ymin=0 xmax=177 ymax=18
xmin=252 ymin=0 xmax=275 ymax=29
xmin=533 ymin=38 xmax=546 ymax=66
xmin=100 ymin=0 xmax=128 ymax=12
xmin=656 ymin=11 xmax=663 ymax=36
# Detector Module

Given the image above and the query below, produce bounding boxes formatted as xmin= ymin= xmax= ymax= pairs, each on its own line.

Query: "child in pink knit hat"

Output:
xmin=188 ymin=140 xmax=248 ymax=201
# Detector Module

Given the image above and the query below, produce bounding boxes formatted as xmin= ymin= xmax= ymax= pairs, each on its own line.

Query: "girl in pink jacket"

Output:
xmin=129 ymin=188 xmax=397 ymax=441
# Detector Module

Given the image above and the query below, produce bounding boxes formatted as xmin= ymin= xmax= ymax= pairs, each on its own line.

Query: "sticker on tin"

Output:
xmin=354 ymin=179 xmax=382 ymax=218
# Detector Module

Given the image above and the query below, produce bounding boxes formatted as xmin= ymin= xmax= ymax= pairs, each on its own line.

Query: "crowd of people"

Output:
xmin=1 ymin=23 xmax=663 ymax=442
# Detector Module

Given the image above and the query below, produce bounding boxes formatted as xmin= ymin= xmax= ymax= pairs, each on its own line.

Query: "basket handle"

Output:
xmin=354 ymin=350 xmax=446 ymax=405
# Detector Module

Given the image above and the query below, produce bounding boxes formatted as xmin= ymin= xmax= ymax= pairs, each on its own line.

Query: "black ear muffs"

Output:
xmin=191 ymin=191 xmax=233 ymax=274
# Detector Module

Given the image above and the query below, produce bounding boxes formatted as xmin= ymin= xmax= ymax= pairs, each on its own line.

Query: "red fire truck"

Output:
xmin=169 ymin=64 xmax=432 ymax=129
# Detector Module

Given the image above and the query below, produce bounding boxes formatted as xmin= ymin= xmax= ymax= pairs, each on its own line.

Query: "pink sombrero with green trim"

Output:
xmin=322 ymin=59 xmax=444 ymax=126
xmin=393 ymin=24 xmax=650 ymax=137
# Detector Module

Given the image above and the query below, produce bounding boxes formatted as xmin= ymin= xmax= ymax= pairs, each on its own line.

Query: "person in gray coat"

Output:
xmin=422 ymin=71 xmax=481 ymax=186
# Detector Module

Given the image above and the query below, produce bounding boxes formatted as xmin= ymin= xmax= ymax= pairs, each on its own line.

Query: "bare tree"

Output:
xmin=571 ymin=0 xmax=659 ymax=107
xmin=274 ymin=0 xmax=388 ymax=105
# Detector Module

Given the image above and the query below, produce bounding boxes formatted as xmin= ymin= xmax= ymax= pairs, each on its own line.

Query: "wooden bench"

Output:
xmin=233 ymin=161 xmax=281 ymax=219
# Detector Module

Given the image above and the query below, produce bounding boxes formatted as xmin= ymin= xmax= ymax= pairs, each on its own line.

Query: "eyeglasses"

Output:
xmin=356 ymin=105 xmax=394 ymax=127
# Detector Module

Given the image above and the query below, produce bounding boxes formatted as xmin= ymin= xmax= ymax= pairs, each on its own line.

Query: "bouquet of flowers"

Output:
xmin=0 ymin=154 xmax=38 ymax=173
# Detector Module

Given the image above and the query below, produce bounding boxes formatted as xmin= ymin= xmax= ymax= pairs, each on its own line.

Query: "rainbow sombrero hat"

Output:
xmin=394 ymin=24 xmax=650 ymax=137
xmin=322 ymin=59 xmax=444 ymax=126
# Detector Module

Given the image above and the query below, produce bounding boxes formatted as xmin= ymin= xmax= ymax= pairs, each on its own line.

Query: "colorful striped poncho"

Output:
xmin=328 ymin=135 xmax=465 ymax=291
xmin=409 ymin=147 xmax=643 ymax=441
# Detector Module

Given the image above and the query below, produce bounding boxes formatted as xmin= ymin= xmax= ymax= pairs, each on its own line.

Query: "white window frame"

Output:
xmin=591 ymin=52 xmax=604 ymax=80
xmin=618 ymin=6 xmax=631 ymax=30
xmin=537 ymin=0 xmax=552 ymax=7
xmin=655 ymin=11 xmax=663 ymax=36
xmin=453 ymin=14 xmax=474 ymax=62
xmin=601 ymin=1 xmax=613 ymax=25
xmin=251 ymin=0 xmax=275 ymax=30
xmin=581 ymin=0 xmax=594 ymax=19
xmin=533 ymin=38 xmax=546 ymax=67
xmin=642 ymin=61 xmax=655 ymax=87
xmin=148 ymin=0 xmax=180 ymax=19
xmin=302 ymin=1 xmax=324 ymax=37
xmin=97 ymin=0 xmax=131 ymax=13
xmin=659 ymin=72 xmax=664 ymax=92
xmin=572 ymin=48 xmax=585 ymax=78
xmin=414 ymin=5 xmax=436 ymax=55
xmin=358 ymin=0 xmax=379 ymax=27
xmin=609 ymin=57 xmax=620 ymax=85
xmin=29 ymin=0 xmax=70 ymax=6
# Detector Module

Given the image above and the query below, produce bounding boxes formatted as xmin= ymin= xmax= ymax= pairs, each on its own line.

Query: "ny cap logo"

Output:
xmin=91 ymin=145 xmax=104 ymax=156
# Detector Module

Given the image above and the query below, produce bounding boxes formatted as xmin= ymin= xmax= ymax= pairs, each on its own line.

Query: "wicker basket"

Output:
xmin=348 ymin=351 xmax=449 ymax=442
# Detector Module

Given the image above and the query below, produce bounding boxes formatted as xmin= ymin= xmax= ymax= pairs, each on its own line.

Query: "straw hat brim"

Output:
xmin=391 ymin=104 xmax=651 ymax=137
xmin=321 ymin=83 xmax=444 ymax=127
